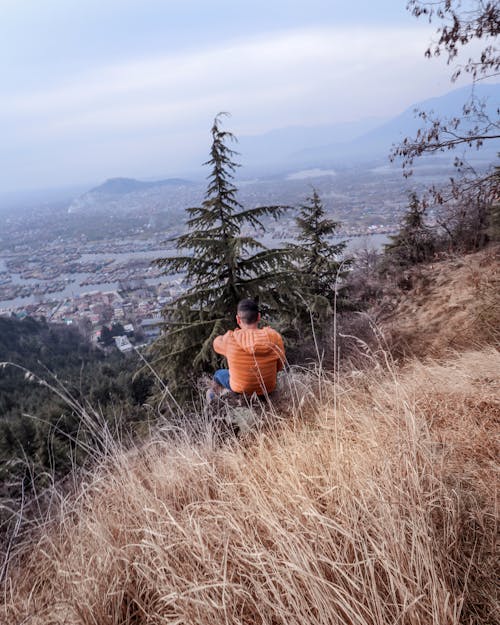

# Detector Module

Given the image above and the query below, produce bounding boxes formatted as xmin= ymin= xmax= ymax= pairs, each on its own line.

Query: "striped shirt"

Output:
xmin=213 ymin=326 xmax=286 ymax=395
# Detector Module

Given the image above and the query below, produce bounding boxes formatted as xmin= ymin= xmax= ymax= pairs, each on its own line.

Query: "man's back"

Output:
xmin=213 ymin=326 xmax=285 ymax=395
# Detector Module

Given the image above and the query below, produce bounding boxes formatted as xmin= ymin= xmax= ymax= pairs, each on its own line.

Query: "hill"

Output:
xmin=67 ymin=177 xmax=193 ymax=215
xmin=1 ymin=248 xmax=499 ymax=624
xmin=377 ymin=245 xmax=500 ymax=358
xmin=237 ymin=117 xmax=386 ymax=170
xmin=89 ymin=177 xmax=192 ymax=195
xmin=0 ymin=316 xmax=153 ymax=503
xmin=293 ymin=83 xmax=500 ymax=167
xmin=238 ymin=83 xmax=500 ymax=173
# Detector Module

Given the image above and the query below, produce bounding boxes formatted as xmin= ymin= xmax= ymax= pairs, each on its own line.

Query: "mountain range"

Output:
xmin=68 ymin=83 xmax=499 ymax=213
xmin=239 ymin=83 xmax=500 ymax=172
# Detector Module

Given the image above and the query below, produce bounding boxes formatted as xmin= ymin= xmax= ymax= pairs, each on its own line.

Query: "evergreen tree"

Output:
xmin=151 ymin=113 xmax=290 ymax=399
xmin=385 ymin=192 xmax=435 ymax=266
xmin=110 ymin=322 xmax=125 ymax=337
xmin=0 ymin=316 xmax=152 ymax=507
xmin=98 ymin=325 xmax=114 ymax=346
xmin=288 ymin=189 xmax=350 ymax=330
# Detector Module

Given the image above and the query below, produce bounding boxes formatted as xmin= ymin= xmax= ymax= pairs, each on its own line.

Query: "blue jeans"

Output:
xmin=214 ymin=368 xmax=232 ymax=391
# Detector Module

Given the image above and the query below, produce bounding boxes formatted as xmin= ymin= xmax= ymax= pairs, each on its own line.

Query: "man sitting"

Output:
xmin=209 ymin=298 xmax=285 ymax=399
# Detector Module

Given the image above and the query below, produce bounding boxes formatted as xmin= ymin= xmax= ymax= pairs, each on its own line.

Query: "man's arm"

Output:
xmin=267 ymin=328 xmax=286 ymax=371
xmin=213 ymin=332 xmax=228 ymax=356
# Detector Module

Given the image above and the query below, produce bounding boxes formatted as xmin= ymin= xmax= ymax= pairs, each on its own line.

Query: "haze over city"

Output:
xmin=0 ymin=0 xmax=488 ymax=194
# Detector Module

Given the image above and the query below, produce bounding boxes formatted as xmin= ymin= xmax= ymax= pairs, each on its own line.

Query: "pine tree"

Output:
xmin=288 ymin=189 xmax=350 ymax=329
xmin=385 ymin=192 xmax=435 ymax=266
xmin=151 ymin=113 xmax=290 ymax=399
xmin=98 ymin=325 xmax=114 ymax=347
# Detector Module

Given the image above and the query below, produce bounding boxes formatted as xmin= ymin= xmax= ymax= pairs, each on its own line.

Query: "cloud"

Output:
xmin=4 ymin=27 xmax=438 ymax=127
xmin=1 ymin=25 xmax=464 ymax=189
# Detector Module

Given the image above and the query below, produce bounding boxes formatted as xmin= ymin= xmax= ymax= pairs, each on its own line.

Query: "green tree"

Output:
xmin=385 ymin=192 xmax=436 ymax=266
xmin=0 ymin=317 xmax=152 ymax=507
xmin=110 ymin=322 xmax=125 ymax=336
xmin=288 ymin=189 xmax=350 ymax=332
xmin=151 ymin=113 xmax=290 ymax=399
xmin=98 ymin=325 xmax=114 ymax=347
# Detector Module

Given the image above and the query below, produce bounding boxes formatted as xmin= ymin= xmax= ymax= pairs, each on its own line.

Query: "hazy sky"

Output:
xmin=0 ymin=1 xmax=483 ymax=192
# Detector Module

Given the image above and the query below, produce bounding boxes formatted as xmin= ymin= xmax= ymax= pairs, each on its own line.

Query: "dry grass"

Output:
xmin=1 ymin=347 xmax=498 ymax=625
xmin=378 ymin=244 xmax=500 ymax=359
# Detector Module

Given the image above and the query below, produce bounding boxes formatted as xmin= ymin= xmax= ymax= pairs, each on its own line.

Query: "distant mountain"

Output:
xmin=229 ymin=84 xmax=499 ymax=176
xmin=237 ymin=118 xmax=386 ymax=171
xmin=293 ymin=83 xmax=500 ymax=167
xmin=68 ymin=176 xmax=194 ymax=214
xmin=89 ymin=177 xmax=192 ymax=195
xmin=67 ymin=84 xmax=499 ymax=214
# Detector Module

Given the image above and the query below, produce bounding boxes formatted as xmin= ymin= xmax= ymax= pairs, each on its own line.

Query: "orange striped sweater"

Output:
xmin=213 ymin=326 xmax=286 ymax=395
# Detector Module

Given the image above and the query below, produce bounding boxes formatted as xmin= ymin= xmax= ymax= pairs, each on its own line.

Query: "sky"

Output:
xmin=0 ymin=0 xmax=487 ymax=193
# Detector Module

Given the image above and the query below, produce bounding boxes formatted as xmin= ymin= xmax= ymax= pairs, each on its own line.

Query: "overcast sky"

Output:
xmin=0 ymin=0 xmax=483 ymax=192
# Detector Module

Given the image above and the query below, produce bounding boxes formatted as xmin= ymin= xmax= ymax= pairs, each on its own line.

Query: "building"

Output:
xmin=140 ymin=317 xmax=163 ymax=340
xmin=114 ymin=335 xmax=133 ymax=353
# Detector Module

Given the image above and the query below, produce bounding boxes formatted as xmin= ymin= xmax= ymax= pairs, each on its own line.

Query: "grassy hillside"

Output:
xmin=377 ymin=245 xmax=499 ymax=358
xmin=0 ymin=317 xmax=153 ymax=505
xmin=1 ymin=249 xmax=499 ymax=625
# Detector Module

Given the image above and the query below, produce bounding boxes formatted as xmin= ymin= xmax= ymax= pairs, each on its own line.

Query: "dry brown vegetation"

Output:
xmin=2 ymin=343 xmax=499 ymax=625
xmin=377 ymin=245 xmax=500 ymax=358
xmin=2 ymin=248 xmax=499 ymax=625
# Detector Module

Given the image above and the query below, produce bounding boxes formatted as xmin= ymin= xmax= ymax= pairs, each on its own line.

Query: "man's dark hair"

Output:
xmin=237 ymin=299 xmax=259 ymax=324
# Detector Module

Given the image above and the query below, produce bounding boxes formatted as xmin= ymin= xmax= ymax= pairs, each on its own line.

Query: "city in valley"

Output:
xmin=0 ymin=162 xmax=443 ymax=350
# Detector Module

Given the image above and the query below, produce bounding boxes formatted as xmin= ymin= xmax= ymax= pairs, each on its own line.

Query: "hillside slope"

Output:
xmin=377 ymin=245 xmax=500 ymax=358
xmin=1 ymin=251 xmax=499 ymax=625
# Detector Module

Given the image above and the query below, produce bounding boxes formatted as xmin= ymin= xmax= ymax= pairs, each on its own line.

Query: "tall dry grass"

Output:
xmin=377 ymin=244 xmax=500 ymax=360
xmin=1 ymin=349 xmax=498 ymax=625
